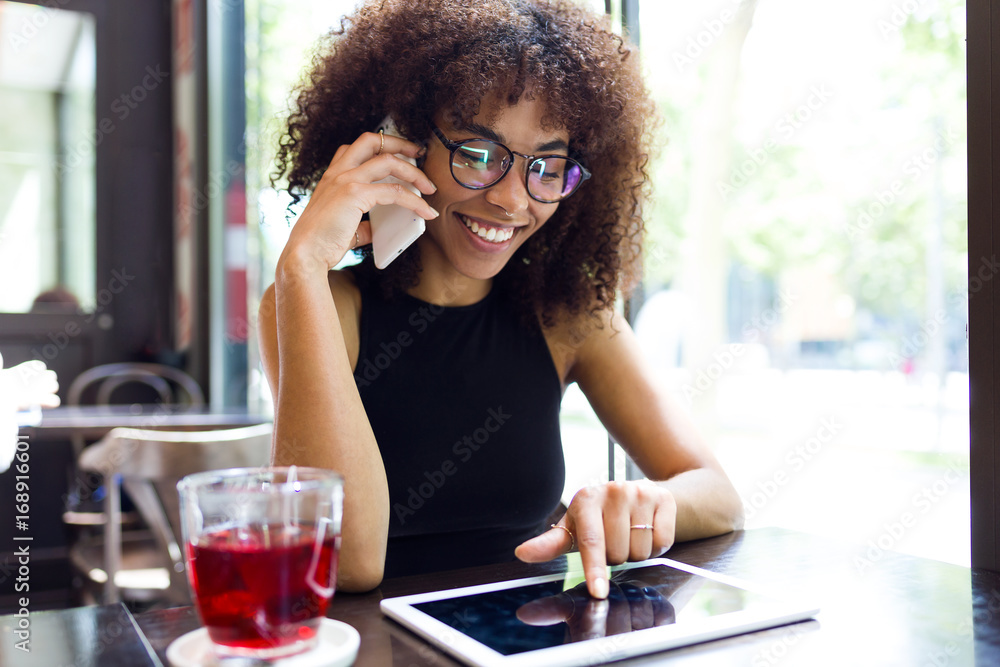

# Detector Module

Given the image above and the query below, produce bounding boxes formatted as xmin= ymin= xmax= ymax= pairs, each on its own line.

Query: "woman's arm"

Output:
xmin=572 ymin=309 xmax=744 ymax=540
xmin=259 ymin=268 xmax=389 ymax=592
xmin=259 ymin=131 xmax=438 ymax=591
xmin=517 ymin=308 xmax=743 ymax=598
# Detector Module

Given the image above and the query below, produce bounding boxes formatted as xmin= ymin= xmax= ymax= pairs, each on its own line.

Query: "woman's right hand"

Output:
xmin=277 ymin=130 xmax=439 ymax=274
xmin=265 ymin=131 xmax=432 ymax=591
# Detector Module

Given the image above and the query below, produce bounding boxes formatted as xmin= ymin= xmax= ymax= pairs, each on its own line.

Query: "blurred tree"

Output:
xmin=722 ymin=0 xmax=966 ymax=336
xmin=641 ymin=0 xmax=966 ymax=372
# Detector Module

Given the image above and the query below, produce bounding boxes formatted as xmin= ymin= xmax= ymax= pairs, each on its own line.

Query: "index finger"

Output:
xmin=365 ymin=131 xmax=424 ymax=161
xmin=570 ymin=504 xmax=610 ymax=599
xmin=326 ymin=133 xmax=426 ymax=172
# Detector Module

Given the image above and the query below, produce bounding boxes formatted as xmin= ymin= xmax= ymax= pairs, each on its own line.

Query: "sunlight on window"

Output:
xmin=0 ymin=2 xmax=95 ymax=312
xmin=244 ymin=0 xmax=361 ymax=413
xmin=633 ymin=0 xmax=968 ymax=566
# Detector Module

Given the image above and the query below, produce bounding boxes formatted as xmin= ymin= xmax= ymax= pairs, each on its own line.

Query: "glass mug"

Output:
xmin=177 ymin=467 xmax=343 ymax=660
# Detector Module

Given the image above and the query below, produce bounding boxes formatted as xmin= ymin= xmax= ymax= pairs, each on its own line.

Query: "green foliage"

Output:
xmin=717 ymin=0 xmax=966 ymax=326
xmin=245 ymin=0 xmax=337 ymax=194
xmin=642 ymin=92 xmax=695 ymax=289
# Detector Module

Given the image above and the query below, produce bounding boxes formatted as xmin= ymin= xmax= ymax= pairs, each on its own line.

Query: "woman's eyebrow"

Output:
xmin=537 ymin=138 xmax=569 ymax=153
xmin=461 ymin=122 xmax=570 ymax=154
xmin=463 ymin=122 xmax=503 ymax=142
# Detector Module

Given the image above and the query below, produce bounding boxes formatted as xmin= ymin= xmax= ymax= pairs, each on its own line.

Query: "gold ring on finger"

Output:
xmin=377 ymin=129 xmax=384 ymax=156
xmin=551 ymin=523 xmax=575 ymax=552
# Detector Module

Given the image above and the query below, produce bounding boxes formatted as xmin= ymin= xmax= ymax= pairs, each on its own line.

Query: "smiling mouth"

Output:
xmin=458 ymin=214 xmax=515 ymax=243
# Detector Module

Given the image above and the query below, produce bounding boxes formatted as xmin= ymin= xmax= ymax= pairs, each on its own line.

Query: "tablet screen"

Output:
xmin=411 ymin=563 xmax=771 ymax=657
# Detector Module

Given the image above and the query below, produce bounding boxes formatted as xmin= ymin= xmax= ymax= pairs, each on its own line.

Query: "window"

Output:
xmin=0 ymin=2 xmax=95 ymax=313
xmin=628 ymin=0 xmax=969 ymax=565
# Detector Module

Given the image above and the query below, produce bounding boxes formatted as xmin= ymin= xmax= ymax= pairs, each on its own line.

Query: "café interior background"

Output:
xmin=0 ymin=0 xmax=969 ymax=566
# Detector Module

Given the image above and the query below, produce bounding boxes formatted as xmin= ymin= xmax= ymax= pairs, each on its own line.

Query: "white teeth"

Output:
xmin=461 ymin=214 xmax=514 ymax=244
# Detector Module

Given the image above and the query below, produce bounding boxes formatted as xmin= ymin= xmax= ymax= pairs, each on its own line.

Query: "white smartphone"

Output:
xmin=369 ymin=115 xmax=426 ymax=269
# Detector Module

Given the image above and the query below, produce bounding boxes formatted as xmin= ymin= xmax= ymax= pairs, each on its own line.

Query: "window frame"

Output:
xmin=968 ymin=0 xmax=998 ymax=571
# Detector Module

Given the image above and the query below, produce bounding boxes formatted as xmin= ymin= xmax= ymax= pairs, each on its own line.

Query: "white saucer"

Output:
xmin=167 ymin=618 xmax=360 ymax=667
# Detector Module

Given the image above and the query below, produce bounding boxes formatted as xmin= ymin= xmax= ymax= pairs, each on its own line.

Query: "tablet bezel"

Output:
xmin=379 ymin=557 xmax=819 ymax=667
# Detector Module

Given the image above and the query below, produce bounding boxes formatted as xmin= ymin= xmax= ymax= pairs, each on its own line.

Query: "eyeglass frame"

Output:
xmin=430 ymin=125 xmax=592 ymax=204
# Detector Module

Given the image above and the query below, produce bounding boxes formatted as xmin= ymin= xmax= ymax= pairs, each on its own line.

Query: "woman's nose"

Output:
xmin=485 ymin=158 xmax=532 ymax=216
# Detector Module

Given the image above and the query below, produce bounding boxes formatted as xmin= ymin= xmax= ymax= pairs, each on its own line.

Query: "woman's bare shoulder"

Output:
xmin=539 ymin=304 xmax=617 ymax=385
xmin=260 ymin=268 xmax=361 ymax=320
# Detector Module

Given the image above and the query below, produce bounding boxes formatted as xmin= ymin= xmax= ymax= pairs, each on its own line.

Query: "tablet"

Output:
xmin=380 ymin=558 xmax=819 ymax=667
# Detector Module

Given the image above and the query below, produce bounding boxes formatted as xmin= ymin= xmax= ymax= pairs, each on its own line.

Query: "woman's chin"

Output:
xmin=448 ymin=256 xmax=509 ymax=282
xmin=419 ymin=235 xmax=519 ymax=282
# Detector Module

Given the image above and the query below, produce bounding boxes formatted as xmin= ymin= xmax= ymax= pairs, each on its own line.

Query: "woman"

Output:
xmin=259 ymin=0 xmax=743 ymax=598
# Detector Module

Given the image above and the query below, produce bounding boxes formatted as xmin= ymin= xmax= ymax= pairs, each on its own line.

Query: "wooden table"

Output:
xmin=2 ymin=527 xmax=998 ymax=666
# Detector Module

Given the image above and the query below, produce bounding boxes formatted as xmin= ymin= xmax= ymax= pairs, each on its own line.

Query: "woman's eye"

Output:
xmin=456 ymin=145 xmax=494 ymax=170
xmin=531 ymin=160 xmax=564 ymax=181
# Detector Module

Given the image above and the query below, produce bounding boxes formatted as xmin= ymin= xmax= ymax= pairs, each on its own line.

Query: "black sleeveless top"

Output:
xmin=350 ymin=270 xmax=565 ymax=577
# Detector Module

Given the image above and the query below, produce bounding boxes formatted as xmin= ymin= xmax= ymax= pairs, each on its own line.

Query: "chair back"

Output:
xmin=77 ymin=422 xmax=273 ymax=603
xmin=67 ymin=362 xmax=205 ymax=407
xmin=80 ymin=422 xmax=273 ymax=479
xmin=65 ymin=362 xmax=205 ymax=463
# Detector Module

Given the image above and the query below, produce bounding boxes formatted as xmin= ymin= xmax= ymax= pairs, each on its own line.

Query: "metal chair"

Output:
xmin=66 ymin=362 xmax=205 ymax=456
xmin=71 ymin=422 xmax=273 ymax=605
xmin=63 ymin=362 xmax=205 ymax=528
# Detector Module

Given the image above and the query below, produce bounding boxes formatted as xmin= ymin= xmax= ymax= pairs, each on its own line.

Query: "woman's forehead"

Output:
xmin=440 ymin=90 xmax=569 ymax=142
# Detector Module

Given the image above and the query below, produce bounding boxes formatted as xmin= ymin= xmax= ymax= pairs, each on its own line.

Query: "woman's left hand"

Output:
xmin=514 ymin=480 xmax=677 ymax=599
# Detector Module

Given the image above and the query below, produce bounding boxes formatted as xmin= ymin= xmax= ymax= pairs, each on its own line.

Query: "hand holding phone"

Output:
xmin=369 ymin=116 xmax=426 ymax=269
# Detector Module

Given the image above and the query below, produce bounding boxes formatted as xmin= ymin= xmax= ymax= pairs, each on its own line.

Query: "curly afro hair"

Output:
xmin=273 ymin=0 xmax=657 ymax=327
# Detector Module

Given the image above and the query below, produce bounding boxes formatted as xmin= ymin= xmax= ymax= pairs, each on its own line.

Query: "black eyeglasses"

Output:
xmin=431 ymin=125 xmax=591 ymax=204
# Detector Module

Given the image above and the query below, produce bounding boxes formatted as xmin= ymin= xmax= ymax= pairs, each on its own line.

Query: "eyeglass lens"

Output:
xmin=451 ymin=141 xmax=584 ymax=202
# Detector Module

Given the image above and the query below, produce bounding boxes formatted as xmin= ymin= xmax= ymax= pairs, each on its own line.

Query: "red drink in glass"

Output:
xmin=187 ymin=524 xmax=339 ymax=653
